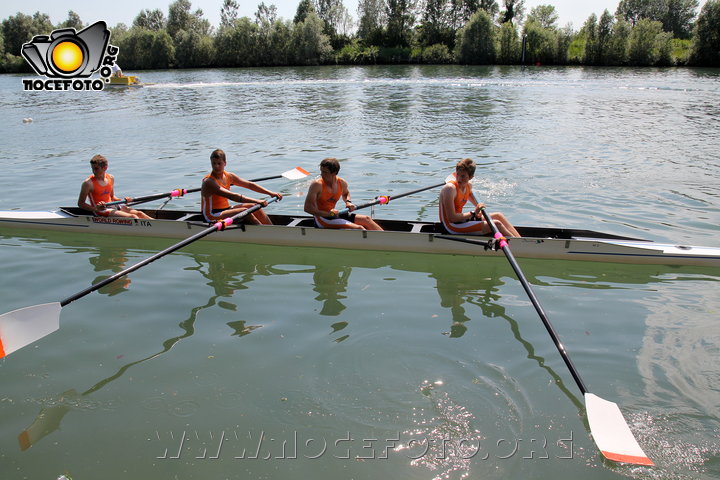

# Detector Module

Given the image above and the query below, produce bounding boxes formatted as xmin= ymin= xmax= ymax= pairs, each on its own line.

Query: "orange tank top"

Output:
xmin=316 ymin=177 xmax=344 ymax=212
xmin=202 ymin=172 xmax=233 ymax=211
xmin=87 ymin=175 xmax=114 ymax=206
xmin=449 ymin=180 xmax=470 ymax=213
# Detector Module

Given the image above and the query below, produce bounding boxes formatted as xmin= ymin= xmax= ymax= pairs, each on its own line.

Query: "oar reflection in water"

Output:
xmin=16 ymin=252 xmax=272 ymax=451
xmin=18 ymin=293 xmax=218 ymax=451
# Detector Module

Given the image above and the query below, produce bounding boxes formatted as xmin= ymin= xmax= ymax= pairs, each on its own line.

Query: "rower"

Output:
xmin=439 ymin=158 xmax=521 ymax=237
xmin=304 ymin=157 xmax=383 ymax=231
xmin=77 ymin=155 xmax=152 ymax=219
xmin=200 ymin=149 xmax=282 ymax=224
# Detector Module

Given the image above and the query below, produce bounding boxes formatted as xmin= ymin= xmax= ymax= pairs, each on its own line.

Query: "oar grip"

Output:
xmin=493 ymin=232 xmax=508 ymax=248
xmin=215 ymin=218 xmax=233 ymax=231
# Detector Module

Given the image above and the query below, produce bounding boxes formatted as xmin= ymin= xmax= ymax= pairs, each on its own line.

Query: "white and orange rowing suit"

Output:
xmin=439 ymin=180 xmax=486 ymax=234
xmin=314 ymin=177 xmax=356 ymax=229
xmin=201 ymin=172 xmax=237 ymax=222
xmin=86 ymin=174 xmax=116 ymax=217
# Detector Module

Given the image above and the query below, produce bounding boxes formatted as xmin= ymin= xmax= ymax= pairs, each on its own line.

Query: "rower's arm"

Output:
xmin=439 ymin=184 xmax=470 ymax=223
xmin=77 ymin=180 xmax=96 ymax=213
xmin=202 ymin=177 xmax=249 ymax=204
xmin=234 ymin=175 xmax=283 ymax=200
xmin=108 ymin=174 xmax=121 ymax=202
xmin=340 ymin=179 xmax=354 ymax=209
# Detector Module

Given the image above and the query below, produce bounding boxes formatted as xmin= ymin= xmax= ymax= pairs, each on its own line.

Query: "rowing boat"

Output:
xmin=105 ymin=75 xmax=148 ymax=88
xmin=1 ymin=207 xmax=718 ymax=267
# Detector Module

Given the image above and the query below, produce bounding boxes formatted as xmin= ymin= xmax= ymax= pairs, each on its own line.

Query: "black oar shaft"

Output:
xmin=339 ymin=182 xmax=445 ymax=215
xmin=480 ymin=208 xmax=589 ymax=395
xmin=60 ymin=199 xmax=277 ymax=308
xmin=114 ymin=173 xmax=288 ymax=207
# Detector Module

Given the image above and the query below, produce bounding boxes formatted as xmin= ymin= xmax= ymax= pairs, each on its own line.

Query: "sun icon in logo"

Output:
xmin=51 ymin=40 xmax=85 ymax=73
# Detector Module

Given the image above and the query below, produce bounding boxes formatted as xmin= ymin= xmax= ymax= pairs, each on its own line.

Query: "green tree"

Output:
xmin=690 ymin=0 xmax=720 ymax=66
xmin=420 ymin=0 xmax=454 ymax=47
xmin=292 ymin=12 xmax=332 ymax=64
xmin=265 ymin=19 xmax=294 ymax=65
xmin=174 ymin=29 xmax=215 ymax=67
xmin=357 ymin=0 xmax=386 ymax=45
xmin=57 ymin=11 xmax=83 ymax=30
xmin=1 ymin=12 xmax=52 ymax=57
xmin=294 ymin=0 xmax=315 ymax=23
xmin=117 ymin=28 xmax=175 ymax=69
xmin=596 ymin=9 xmax=614 ymax=65
xmin=500 ymin=0 xmax=525 ymax=25
xmin=385 ymin=0 xmax=415 ymax=47
xmin=320 ymin=0 xmax=354 ymax=47
xmin=134 ymin=9 xmax=167 ymax=30
xmin=654 ymin=30 xmax=673 ymax=64
xmin=496 ymin=19 xmax=519 ymax=63
xmin=214 ymin=17 xmax=259 ymax=66
xmin=220 ymin=0 xmax=241 ymax=28
xmin=662 ymin=0 xmax=698 ymax=38
xmin=608 ymin=18 xmax=632 ymax=64
xmin=627 ymin=18 xmax=663 ymax=65
xmin=582 ymin=14 xmax=598 ymax=64
xmin=523 ymin=19 xmax=556 ymax=64
xmin=449 ymin=0 xmax=484 ymax=29
xmin=167 ymin=0 xmax=211 ymax=39
xmin=526 ymin=4 xmax=558 ymax=29
xmin=255 ymin=2 xmax=278 ymax=24
xmin=479 ymin=0 xmax=500 ymax=19
xmin=455 ymin=8 xmax=495 ymax=64
xmin=554 ymin=24 xmax=573 ymax=64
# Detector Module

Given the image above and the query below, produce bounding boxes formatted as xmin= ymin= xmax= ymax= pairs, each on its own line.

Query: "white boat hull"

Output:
xmin=0 ymin=208 xmax=718 ymax=267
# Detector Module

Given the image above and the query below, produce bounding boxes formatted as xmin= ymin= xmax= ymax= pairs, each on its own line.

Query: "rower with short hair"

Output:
xmin=77 ymin=154 xmax=152 ymax=219
xmin=304 ymin=158 xmax=383 ymax=231
xmin=200 ymin=149 xmax=282 ymax=224
xmin=439 ymin=158 xmax=521 ymax=237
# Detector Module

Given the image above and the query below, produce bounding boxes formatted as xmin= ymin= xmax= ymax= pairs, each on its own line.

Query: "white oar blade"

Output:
xmin=0 ymin=302 xmax=61 ymax=358
xmin=282 ymin=166 xmax=310 ymax=180
xmin=585 ymin=392 xmax=653 ymax=466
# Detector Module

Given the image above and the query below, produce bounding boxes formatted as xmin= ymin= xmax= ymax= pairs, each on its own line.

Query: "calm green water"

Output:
xmin=0 ymin=66 xmax=719 ymax=480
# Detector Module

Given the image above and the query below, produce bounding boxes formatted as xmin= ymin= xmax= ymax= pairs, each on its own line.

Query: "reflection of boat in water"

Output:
xmin=2 ymin=207 xmax=719 ymax=267
xmin=8 ymin=230 xmax=716 ymax=463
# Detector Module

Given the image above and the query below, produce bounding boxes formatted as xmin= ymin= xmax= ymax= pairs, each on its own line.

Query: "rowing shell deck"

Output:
xmin=1 ymin=207 xmax=718 ymax=267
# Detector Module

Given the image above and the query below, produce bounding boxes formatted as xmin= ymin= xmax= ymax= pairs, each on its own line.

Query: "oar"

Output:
xmin=477 ymin=207 xmax=653 ymax=466
xmin=0 ymin=198 xmax=278 ymax=359
xmin=106 ymin=166 xmax=310 ymax=207
xmin=335 ymin=181 xmax=446 ymax=216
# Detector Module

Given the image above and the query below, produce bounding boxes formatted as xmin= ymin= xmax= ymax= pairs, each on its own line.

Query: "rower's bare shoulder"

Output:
xmin=80 ymin=177 xmax=94 ymax=191
xmin=307 ymin=178 xmax=323 ymax=192
xmin=201 ymin=175 xmax=219 ymax=192
xmin=440 ymin=182 xmax=455 ymax=195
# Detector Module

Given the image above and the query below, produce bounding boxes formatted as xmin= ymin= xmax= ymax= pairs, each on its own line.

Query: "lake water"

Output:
xmin=0 ymin=65 xmax=719 ymax=480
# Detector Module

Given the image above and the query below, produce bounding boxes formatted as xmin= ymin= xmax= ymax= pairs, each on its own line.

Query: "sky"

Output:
xmin=0 ymin=0 xmax=709 ymax=33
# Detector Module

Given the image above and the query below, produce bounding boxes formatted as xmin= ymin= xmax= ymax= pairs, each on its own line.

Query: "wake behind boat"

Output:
xmin=1 ymin=207 xmax=718 ymax=267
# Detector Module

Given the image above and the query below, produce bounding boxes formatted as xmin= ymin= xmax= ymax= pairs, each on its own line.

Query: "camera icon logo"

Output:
xmin=22 ymin=21 xmax=111 ymax=78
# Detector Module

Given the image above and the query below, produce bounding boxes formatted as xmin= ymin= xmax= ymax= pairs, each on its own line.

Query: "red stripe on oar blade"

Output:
xmin=601 ymin=450 xmax=654 ymax=466
xmin=585 ymin=393 xmax=652 ymax=466
xmin=0 ymin=336 xmax=6 ymax=359
xmin=0 ymin=302 xmax=62 ymax=358
xmin=283 ymin=167 xmax=310 ymax=180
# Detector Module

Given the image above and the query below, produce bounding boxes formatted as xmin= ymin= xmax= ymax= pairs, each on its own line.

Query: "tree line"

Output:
xmin=1 ymin=0 xmax=719 ymax=73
